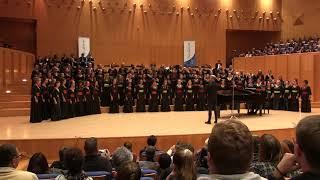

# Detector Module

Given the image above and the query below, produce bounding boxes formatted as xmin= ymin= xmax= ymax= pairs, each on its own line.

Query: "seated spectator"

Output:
xmin=123 ymin=141 xmax=137 ymax=162
xmin=282 ymin=139 xmax=294 ymax=153
xmin=55 ymin=147 xmax=92 ymax=180
xmin=166 ymin=149 xmax=196 ymax=180
xmin=251 ymin=134 xmax=282 ymax=178
xmin=112 ymin=146 xmax=133 ymax=171
xmin=197 ymin=120 xmax=266 ymax=180
xmin=252 ymin=135 xmax=261 ymax=163
xmin=27 ymin=152 xmax=51 ymax=174
xmin=138 ymin=146 xmax=159 ymax=171
xmin=140 ymin=135 xmax=162 ymax=158
xmin=0 ymin=144 xmax=38 ymax=180
xmin=270 ymin=115 xmax=320 ymax=180
xmin=83 ymin=137 xmax=112 ymax=172
xmin=116 ymin=161 xmax=141 ymax=180
xmin=50 ymin=147 xmax=67 ymax=170
xmin=195 ymin=138 xmax=209 ymax=174
xmin=157 ymin=153 xmax=172 ymax=180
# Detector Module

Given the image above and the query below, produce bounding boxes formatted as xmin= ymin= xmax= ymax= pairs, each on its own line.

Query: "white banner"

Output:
xmin=184 ymin=41 xmax=196 ymax=67
xmin=78 ymin=37 xmax=90 ymax=57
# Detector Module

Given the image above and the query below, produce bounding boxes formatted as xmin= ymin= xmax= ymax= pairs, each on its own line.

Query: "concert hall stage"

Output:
xmin=1 ymin=109 xmax=320 ymax=161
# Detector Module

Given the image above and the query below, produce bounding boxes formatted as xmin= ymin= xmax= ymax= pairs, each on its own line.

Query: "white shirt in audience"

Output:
xmin=197 ymin=172 xmax=267 ymax=180
xmin=0 ymin=167 xmax=38 ymax=180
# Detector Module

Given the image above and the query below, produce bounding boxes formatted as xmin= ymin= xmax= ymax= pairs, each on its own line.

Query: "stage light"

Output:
xmin=5 ymin=90 xmax=11 ymax=94
xmin=93 ymin=7 xmax=96 ymax=11
xmin=176 ymin=12 xmax=179 ymax=16
xmin=22 ymin=79 xmax=27 ymax=82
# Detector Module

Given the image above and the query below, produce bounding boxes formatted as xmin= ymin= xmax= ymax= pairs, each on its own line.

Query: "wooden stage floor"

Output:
xmin=1 ymin=109 xmax=320 ymax=160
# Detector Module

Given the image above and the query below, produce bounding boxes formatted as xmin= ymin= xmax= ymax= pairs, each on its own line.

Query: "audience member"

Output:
xmin=123 ymin=141 xmax=137 ymax=162
xmin=27 ymin=152 xmax=51 ymax=174
xmin=140 ymin=135 xmax=162 ymax=159
xmin=197 ymin=120 xmax=266 ymax=180
xmin=251 ymin=134 xmax=282 ymax=178
xmin=282 ymin=139 xmax=295 ymax=154
xmin=269 ymin=115 xmax=320 ymax=180
xmin=0 ymin=144 xmax=38 ymax=180
xmin=55 ymin=147 xmax=92 ymax=180
xmin=158 ymin=153 xmax=172 ymax=180
xmin=111 ymin=147 xmax=133 ymax=171
xmin=50 ymin=147 xmax=67 ymax=170
xmin=116 ymin=161 xmax=141 ymax=180
xmin=83 ymin=137 xmax=112 ymax=172
xmin=166 ymin=149 xmax=197 ymax=180
xmin=138 ymin=146 xmax=159 ymax=171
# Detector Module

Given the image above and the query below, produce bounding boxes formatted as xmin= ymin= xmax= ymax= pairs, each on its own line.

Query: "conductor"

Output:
xmin=205 ymin=75 xmax=219 ymax=124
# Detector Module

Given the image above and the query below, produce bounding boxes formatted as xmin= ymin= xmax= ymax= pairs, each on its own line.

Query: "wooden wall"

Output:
xmin=0 ymin=128 xmax=294 ymax=161
xmin=0 ymin=47 xmax=34 ymax=93
xmin=0 ymin=0 xmax=281 ymax=66
xmin=234 ymin=52 xmax=320 ymax=102
xmin=281 ymin=0 xmax=320 ymax=40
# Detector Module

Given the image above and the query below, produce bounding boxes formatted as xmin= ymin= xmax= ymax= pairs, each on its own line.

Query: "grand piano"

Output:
xmin=217 ymin=88 xmax=266 ymax=116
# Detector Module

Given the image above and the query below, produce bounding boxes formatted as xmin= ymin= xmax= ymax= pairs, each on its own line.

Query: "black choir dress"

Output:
xmin=283 ymin=86 xmax=291 ymax=111
xmin=185 ymin=86 xmax=194 ymax=111
xmin=67 ymin=89 xmax=77 ymax=118
xmin=289 ymin=86 xmax=300 ymax=112
xmin=60 ymin=85 xmax=68 ymax=119
xmin=92 ymin=86 xmax=101 ymax=114
xmin=30 ymin=84 xmax=43 ymax=123
xmin=196 ymin=85 xmax=206 ymax=111
xmin=101 ymin=79 xmax=111 ymax=107
xmin=148 ymin=85 xmax=159 ymax=112
xmin=265 ymin=86 xmax=273 ymax=111
xmin=136 ymin=85 xmax=146 ymax=112
xmin=76 ymin=88 xmax=85 ymax=116
xmin=84 ymin=86 xmax=94 ymax=115
xmin=273 ymin=85 xmax=282 ymax=110
xmin=51 ymin=88 xmax=62 ymax=121
xmin=174 ymin=85 xmax=184 ymax=111
xmin=118 ymin=82 xmax=125 ymax=106
xmin=41 ymin=85 xmax=50 ymax=120
xmin=193 ymin=79 xmax=200 ymax=105
xmin=123 ymin=86 xmax=134 ymax=113
xmin=109 ymin=85 xmax=120 ymax=113
xmin=160 ymin=85 xmax=171 ymax=112
xmin=301 ymin=86 xmax=312 ymax=113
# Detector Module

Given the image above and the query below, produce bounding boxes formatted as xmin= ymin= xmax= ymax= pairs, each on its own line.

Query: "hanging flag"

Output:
xmin=184 ymin=41 xmax=196 ymax=67
xmin=78 ymin=37 xmax=90 ymax=58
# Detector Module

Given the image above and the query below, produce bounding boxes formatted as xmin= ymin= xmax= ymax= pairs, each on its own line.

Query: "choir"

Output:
xmin=29 ymin=55 xmax=312 ymax=123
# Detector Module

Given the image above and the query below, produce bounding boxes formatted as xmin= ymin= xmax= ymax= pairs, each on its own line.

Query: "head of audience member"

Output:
xmin=145 ymin=146 xmax=156 ymax=162
xmin=27 ymin=152 xmax=49 ymax=174
xmin=158 ymin=153 xmax=172 ymax=170
xmin=295 ymin=115 xmax=320 ymax=173
xmin=147 ymin=135 xmax=157 ymax=147
xmin=123 ymin=142 xmax=133 ymax=152
xmin=0 ymin=144 xmax=20 ymax=168
xmin=281 ymin=140 xmax=294 ymax=154
xmin=172 ymin=149 xmax=196 ymax=180
xmin=259 ymin=134 xmax=282 ymax=163
xmin=207 ymin=120 xmax=253 ymax=175
xmin=64 ymin=147 xmax=85 ymax=176
xmin=112 ymin=146 xmax=133 ymax=171
xmin=84 ymin=137 xmax=98 ymax=156
xmin=175 ymin=142 xmax=195 ymax=154
xmin=117 ymin=161 xmax=141 ymax=180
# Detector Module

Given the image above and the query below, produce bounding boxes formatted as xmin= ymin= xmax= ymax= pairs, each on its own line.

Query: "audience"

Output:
xmin=124 ymin=141 xmax=138 ymax=162
xmin=83 ymin=137 xmax=112 ymax=172
xmin=50 ymin=147 xmax=67 ymax=170
xmin=166 ymin=148 xmax=197 ymax=180
xmin=27 ymin=152 xmax=51 ymax=174
xmin=116 ymin=161 xmax=141 ymax=180
xmin=138 ymin=146 xmax=159 ymax=171
xmin=140 ymin=135 xmax=162 ymax=159
xmin=2 ymin=115 xmax=320 ymax=180
xmin=111 ymin=147 xmax=133 ymax=171
xmin=0 ymin=144 xmax=38 ymax=180
xmin=55 ymin=147 xmax=92 ymax=180
xmin=198 ymin=120 xmax=266 ymax=180
xmin=238 ymin=36 xmax=320 ymax=57
xmin=158 ymin=153 xmax=172 ymax=180
xmin=269 ymin=115 xmax=320 ymax=180
xmin=251 ymin=134 xmax=282 ymax=178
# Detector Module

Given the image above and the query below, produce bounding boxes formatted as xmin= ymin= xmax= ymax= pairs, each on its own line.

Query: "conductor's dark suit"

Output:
xmin=206 ymin=81 xmax=219 ymax=124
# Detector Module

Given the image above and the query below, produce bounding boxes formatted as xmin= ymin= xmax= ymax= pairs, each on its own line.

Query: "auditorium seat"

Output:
xmin=36 ymin=173 xmax=59 ymax=180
